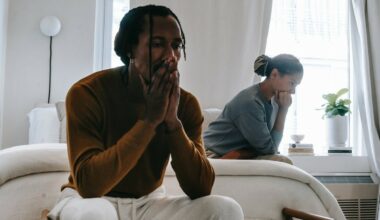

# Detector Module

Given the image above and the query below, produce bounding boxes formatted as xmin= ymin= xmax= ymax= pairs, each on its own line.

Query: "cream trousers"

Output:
xmin=48 ymin=186 xmax=243 ymax=220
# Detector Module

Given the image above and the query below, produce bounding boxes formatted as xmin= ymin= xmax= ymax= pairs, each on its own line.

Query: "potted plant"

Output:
xmin=320 ymin=88 xmax=351 ymax=148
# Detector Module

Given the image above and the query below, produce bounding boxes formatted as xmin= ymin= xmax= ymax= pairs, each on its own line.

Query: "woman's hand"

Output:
xmin=275 ymin=90 xmax=292 ymax=109
xmin=273 ymin=91 xmax=291 ymax=135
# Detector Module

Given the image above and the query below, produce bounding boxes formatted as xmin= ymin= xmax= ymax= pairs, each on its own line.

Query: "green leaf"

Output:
xmin=319 ymin=88 xmax=351 ymax=118
xmin=323 ymin=94 xmax=337 ymax=105
xmin=336 ymin=88 xmax=349 ymax=98
xmin=331 ymin=108 xmax=339 ymax=116
xmin=343 ymin=99 xmax=351 ymax=105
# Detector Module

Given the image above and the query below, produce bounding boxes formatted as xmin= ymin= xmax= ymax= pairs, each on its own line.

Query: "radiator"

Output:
xmin=314 ymin=174 xmax=379 ymax=220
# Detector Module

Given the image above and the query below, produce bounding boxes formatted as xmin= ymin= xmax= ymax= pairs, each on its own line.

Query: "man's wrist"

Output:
xmin=165 ymin=119 xmax=182 ymax=132
xmin=143 ymin=118 xmax=159 ymax=128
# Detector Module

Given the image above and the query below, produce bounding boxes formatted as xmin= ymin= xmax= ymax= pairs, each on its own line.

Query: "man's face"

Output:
xmin=131 ymin=15 xmax=183 ymax=82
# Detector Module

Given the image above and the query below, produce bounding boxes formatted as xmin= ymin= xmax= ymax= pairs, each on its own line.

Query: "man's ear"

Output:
xmin=127 ymin=52 xmax=134 ymax=59
xmin=129 ymin=45 xmax=138 ymax=59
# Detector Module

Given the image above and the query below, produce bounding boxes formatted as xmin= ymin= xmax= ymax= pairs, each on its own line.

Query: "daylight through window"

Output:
xmin=266 ymin=0 xmax=350 ymax=155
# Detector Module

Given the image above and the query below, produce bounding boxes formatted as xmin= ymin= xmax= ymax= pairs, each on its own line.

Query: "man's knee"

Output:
xmin=60 ymin=198 xmax=118 ymax=220
xmin=199 ymin=195 xmax=244 ymax=219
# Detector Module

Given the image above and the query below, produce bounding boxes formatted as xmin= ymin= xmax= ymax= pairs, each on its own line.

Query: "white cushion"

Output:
xmin=0 ymin=144 xmax=69 ymax=186
xmin=28 ymin=106 xmax=60 ymax=144
xmin=55 ymin=101 xmax=67 ymax=143
xmin=202 ymin=108 xmax=222 ymax=131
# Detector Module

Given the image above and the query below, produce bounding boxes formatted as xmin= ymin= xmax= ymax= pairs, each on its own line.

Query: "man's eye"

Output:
xmin=152 ymin=42 xmax=164 ymax=47
xmin=172 ymin=42 xmax=184 ymax=50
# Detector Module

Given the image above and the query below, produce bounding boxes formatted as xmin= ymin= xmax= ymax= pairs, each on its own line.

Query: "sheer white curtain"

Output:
xmin=349 ymin=0 xmax=380 ymax=175
xmin=130 ymin=0 xmax=272 ymax=109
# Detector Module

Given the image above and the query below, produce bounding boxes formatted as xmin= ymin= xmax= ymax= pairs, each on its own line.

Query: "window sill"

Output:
xmin=287 ymin=154 xmax=370 ymax=174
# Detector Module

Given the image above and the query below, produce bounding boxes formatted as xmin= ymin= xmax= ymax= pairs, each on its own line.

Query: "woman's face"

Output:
xmin=271 ymin=69 xmax=303 ymax=94
xmin=130 ymin=15 xmax=183 ymax=82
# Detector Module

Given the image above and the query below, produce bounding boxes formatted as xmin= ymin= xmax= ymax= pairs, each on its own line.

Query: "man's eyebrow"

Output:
xmin=151 ymin=36 xmax=183 ymax=42
xmin=173 ymin=38 xmax=183 ymax=42
xmin=151 ymin=36 xmax=165 ymax=41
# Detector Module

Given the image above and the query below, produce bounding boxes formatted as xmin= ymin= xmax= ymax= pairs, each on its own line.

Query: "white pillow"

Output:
xmin=55 ymin=101 xmax=67 ymax=143
xmin=202 ymin=108 xmax=222 ymax=131
xmin=28 ymin=105 xmax=60 ymax=144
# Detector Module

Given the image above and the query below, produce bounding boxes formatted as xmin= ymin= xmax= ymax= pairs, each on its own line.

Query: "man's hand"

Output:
xmin=139 ymin=61 xmax=172 ymax=127
xmin=164 ymin=70 xmax=182 ymax=132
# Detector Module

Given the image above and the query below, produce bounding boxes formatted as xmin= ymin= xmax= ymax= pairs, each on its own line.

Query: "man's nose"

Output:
xmin=164 ymin=46 xmax=176 ymax=59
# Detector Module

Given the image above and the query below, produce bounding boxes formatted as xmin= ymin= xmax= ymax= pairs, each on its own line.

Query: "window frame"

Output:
xmin=93 ymin=0 xmax=113 ymax=72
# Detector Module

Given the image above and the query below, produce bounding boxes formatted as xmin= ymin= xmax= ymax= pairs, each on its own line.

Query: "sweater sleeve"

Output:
xmin=234 ymin=100 xmax=282 ymax=155
xmin=165 ymin=94 xmax=215 ymax=199
xmin=66 ymin=84 xmax=156 ymax=198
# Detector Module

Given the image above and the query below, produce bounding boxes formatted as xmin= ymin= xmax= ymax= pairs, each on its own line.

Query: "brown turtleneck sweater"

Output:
xmin=62 ymin=66 xmax=215 ymax=199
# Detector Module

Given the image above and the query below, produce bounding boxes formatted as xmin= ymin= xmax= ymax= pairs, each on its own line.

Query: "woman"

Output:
xmin=204 ymin=54 xmax=303 ymax=163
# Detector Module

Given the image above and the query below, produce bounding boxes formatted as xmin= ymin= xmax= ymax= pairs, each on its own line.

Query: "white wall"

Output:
xmin=0 ymin=0 xmax=9 ymax=147
xmin=2 ymin=0 xmax=97 ymax=148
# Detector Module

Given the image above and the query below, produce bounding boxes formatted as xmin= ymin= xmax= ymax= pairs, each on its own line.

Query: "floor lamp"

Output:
xmin=39 ymin=16 xmax=61 ymax=104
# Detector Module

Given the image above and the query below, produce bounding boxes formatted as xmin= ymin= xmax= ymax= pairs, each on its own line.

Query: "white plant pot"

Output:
xmin=326 ymin=115 xmax=348 ymax=147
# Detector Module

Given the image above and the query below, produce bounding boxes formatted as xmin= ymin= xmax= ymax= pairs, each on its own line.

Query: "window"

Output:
xmin=93 ymin=0 xmax=129 ymax=71
xmin=266 ymin=0 xmax=352 ymax=155
xmin=111 ymin=0 xmax=130 ymax=67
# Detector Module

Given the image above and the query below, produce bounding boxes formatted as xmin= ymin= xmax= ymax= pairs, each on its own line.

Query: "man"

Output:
xmin=48 ymin=5 xmax=243 ymax=220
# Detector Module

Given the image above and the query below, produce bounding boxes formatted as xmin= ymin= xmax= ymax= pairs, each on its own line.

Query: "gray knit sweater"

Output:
xmin=203 ymin=83 xmax=282 ymax=156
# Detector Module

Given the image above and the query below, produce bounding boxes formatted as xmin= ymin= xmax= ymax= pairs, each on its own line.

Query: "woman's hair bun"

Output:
xmin=254 ymin=55 xmax=271 ymax=76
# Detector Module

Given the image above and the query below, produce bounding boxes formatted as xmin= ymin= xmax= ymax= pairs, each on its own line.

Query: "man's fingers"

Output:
xmin=158 ymin=68 xmax=172 ymax=93
xmin=163 ymin=73 xmax=174 ymax=96
xmin=138 ymin=74 xmax=148 ymax=94
xmin=173 ymin=72 xmax=180 ymax=95
xmin=150 ymin=68 xmax=168 ymax=93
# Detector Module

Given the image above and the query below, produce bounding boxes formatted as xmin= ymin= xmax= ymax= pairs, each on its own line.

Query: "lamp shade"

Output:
xmin=40 ymin=16 xmax=61 ymax=37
